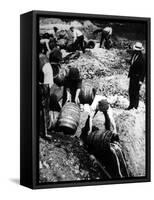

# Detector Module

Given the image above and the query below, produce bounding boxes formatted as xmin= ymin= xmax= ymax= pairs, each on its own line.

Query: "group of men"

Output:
xmin=39 ymin=24 xmax=145 ymax=139
xmin=38 ymin=24 xmax=146 ymax=179
xmin=40 ymin=26 xmax=85 ymax=54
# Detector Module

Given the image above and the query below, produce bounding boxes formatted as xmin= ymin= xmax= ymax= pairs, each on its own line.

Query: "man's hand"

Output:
xmin=66 ymin=89 xmax=71 ymax=102
xmin=88 ymin=128 xmax=92 ymax=136
xmin=66 ymin=95 xmax=71 ymax=102
xmin=75 ymin=96 xmax=80 ymax=104
xmin=75 ymin=89 xmax=81 ymax=105
xmin=46 ymin=50 xmax=51 ymax=58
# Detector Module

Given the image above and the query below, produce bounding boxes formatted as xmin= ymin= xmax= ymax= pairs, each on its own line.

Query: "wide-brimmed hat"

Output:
xmin=133 ymin=42 xmax=144 ymax=51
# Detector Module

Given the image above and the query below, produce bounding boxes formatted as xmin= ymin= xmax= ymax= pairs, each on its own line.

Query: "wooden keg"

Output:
xmin=85 ymin=129 xmax=113 ymax=154
xmin=58 ymin=102 xmax=80 ymax=134
xmin=86 ymin=40 xmax=95 ymax=49
xmin=79 ymin=82 xmax=96 ymax=105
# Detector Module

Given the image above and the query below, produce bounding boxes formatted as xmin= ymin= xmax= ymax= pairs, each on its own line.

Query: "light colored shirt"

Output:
xmin=90 ymin=95 xmax=117 ymax=133
xmin=131 ymin=54 xmax=139 ymax=65
xmin=73 ymin=29 xmax=83 ymax=41
xmin=103 ymin=27 xmax=112 ymax=35
xmin=91 ymin=95 xmax=106 ymax=112
xmin=42 ymin=63 xmax=54 ymax=88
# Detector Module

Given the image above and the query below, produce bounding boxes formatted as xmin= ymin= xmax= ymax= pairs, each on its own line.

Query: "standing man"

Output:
xmin=39 ymin=46 xmax=54 ymax=137
xmin=126 ymin=42 xmax=145 ymax=110
xmin=70 ymin=26 xmax=85 ymax=53
xmin=99 ymin=25 xmax=112 ymax=48
xmin=39 ymin=52 xmax=54 ymax=88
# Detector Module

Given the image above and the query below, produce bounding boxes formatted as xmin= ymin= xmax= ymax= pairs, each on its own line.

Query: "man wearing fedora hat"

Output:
xmin=126 ymin=42 xmax=145 ymax=110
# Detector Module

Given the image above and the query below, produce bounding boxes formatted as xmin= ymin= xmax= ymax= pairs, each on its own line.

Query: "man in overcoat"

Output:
xmin=126 ymin=42 xmax=145 ymax=110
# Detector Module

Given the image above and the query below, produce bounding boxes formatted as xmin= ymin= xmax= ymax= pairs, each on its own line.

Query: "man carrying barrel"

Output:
xmin=93 ymin=25 xmax=112 ymax=49
xmin=79 ymin=85 xmax=117 ymax=138
xmin=62 ymin=67 xmax=82 ymax=105
xmin=70 ymin=26 xmax=85 ymax=53
xmin=99 ymin=25 xmax=112 ymax=48
xmin=80 ymin=95 xmax=129 ymax=179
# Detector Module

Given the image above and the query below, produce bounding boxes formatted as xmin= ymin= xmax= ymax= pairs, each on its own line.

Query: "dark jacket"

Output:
xmin=128 ymin=52 xmax=145 ymax=82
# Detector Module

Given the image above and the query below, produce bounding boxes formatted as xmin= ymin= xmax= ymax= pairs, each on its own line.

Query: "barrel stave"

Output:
xmin=58 ymin=102 xmax=80 ymax=134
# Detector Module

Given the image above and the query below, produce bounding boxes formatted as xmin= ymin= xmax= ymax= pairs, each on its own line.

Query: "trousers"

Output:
xmin=74 ymin=35 xmax=85 ymax=53
xmin=100 ymin=31 xmax=110 ymax=48
xmin=128 ymin=76 xmax=141 ymax=109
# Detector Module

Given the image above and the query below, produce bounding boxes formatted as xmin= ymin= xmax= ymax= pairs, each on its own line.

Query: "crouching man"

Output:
xmin=70 ymin=26 xmax=85 ymax=53
xmin=86 ymin=95 xmax=117 ymax=137
xmin=80 ymin=93 xmax=129 ymax=179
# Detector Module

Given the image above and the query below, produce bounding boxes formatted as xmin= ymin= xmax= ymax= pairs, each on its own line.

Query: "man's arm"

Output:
xmin=75 ymin=79 xmax=82 ymax=104
xmin=75 ymin=88 xmax=81 ymax=104
xmin=66 ymin=88 xmax=71 ymax=102
xmin=106 ymin=106 xmax=117 ymax=134
xmin=45 ymin=40 xmax=51 ymax=52
xmin=73 ymin=29 xmax=77 ymax=42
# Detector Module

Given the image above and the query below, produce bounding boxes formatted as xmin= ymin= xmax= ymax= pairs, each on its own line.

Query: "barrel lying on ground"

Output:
xmin=86 ymin=40 xmax=95 ymax=49
xmin=81 ymin=127 xmax=129 ymax=178
xmin=58 ymin=102 xmax=80 ymax=134
xmin=81 ymin=128 xmax=114 ymax=155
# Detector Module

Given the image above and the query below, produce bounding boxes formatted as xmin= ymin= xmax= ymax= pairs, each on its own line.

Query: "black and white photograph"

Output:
xmin=38 ymin=14 xmax=149 ymax=185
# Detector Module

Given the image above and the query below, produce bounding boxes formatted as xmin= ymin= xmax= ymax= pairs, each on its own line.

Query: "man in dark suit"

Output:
xmin=126 ymin=42 xmax=145 ymax=110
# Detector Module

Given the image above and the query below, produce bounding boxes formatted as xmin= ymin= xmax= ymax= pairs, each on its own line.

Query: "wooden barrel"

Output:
xmin=86 ymin=40 xmax=95 ymax=49
xmin=58 ymin=102 xmax=80 ymax=134
xmin=79 ymin=82 xmax=96 ymax=105
xmin=86 ymin=130 xmax=114 ymax=154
